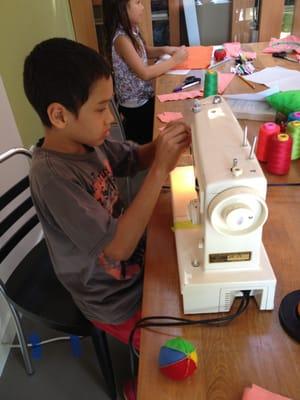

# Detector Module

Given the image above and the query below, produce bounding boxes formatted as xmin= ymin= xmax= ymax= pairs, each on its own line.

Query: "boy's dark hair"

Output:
xmin=103 ymin=0 xmax=143 ymax=65
xmin=23 ymin=38 xmax=111 ymax=127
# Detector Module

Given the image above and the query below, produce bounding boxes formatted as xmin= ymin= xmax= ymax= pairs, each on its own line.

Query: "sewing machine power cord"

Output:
xmin=128 ymin=290 xmax=251 ymax=397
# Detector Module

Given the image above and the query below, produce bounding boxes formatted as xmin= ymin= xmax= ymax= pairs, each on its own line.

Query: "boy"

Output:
xmin=24 ymin=38 xmax=190 ymax=352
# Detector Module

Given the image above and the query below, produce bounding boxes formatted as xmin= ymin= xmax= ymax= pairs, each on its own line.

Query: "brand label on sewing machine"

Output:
xmin=209 ymin=252 xmax=252 ymax=263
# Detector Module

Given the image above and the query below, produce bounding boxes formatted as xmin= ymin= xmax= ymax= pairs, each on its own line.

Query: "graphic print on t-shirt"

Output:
xmin=92 ymin=167 xmax=119 ymax=217
xmin=92 ymin=164 xmax=144 ymax=280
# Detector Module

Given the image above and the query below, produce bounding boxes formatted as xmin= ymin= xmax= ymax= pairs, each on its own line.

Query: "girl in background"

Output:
xmin=103 ymin=0 xmax=188 ymax=145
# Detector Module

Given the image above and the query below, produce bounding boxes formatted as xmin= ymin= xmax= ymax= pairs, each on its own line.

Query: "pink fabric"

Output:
xmin=223 ymin=42 xmax=256 ymax=59
xmin=263 ymin=35 xmax=300 ymax=54
xmin=157 ymin=90 xmax=203 ymax=102
xmin=243 ymin=51 xmax=257 ymax=60
xmin=242 ymin=384 xmax=292 ymax=400
xmin=157 ymin=112 xmax=183 ymax=123
xmin=218 ymin=72 xmax=235 ymax=94
xmin=224 ymin=42 xmax=241 ymax=57
xmin=157 ymin=73 xmax=233 ymax=103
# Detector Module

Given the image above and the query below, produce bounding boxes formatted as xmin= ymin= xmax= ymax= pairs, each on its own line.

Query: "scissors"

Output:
xmin=173 ymin=76 xmax=201 ymax=92
xmin=272 ymin=51 xmax=298 ymax=63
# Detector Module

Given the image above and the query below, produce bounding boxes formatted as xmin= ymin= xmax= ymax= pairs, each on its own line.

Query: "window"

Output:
xmin=281 ymin=0 xmax=295 ymax=38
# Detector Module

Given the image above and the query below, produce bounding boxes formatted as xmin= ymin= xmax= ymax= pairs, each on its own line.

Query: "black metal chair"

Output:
xmin=0 ymin=148 xmax=117 ymax=400
xmin=110 ymin=99 xmax=133 ymax=206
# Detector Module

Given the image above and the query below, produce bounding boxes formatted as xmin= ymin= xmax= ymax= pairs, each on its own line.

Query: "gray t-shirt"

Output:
xmin=29 ymin=137 xmax=144 ymax=324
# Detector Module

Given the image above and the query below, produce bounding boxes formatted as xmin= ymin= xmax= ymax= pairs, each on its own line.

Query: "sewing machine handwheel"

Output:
xmin=208 ymin=187 xmax=268 ymax=236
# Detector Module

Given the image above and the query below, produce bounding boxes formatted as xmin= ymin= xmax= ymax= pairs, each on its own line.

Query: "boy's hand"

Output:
xmin=154 ymin=121 xmax=191 ymax=176
xmin=172 ymin=46 xmax=188 ymax=65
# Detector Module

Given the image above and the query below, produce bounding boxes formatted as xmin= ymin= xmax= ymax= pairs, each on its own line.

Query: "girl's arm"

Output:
xmin=146 ymin=45 xmax=181 ymax=59
xmin=114 ymin=35 xmax=187 ymax=81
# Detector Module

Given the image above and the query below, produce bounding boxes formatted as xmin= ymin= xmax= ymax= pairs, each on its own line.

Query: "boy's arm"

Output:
xmin=136 ymin=141 xmax=156 ymax=169
xmin=114 ymin=36 xmax=187 ymax=81
xmin=103 ymin=122 xmax=191 ymax=261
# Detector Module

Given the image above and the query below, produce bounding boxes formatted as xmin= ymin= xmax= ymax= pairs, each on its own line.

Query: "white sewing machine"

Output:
xmin=170 ymin=96 xmax=276 ymax=314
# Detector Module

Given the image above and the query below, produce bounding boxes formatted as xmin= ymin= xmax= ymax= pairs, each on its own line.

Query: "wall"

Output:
xmin=0 ymin=76 xmax=38 ymax=375
xmin=0 ymin=0 xmax=75 ymax=148
xmin=0 ymin=0 xmax=75 ymax=375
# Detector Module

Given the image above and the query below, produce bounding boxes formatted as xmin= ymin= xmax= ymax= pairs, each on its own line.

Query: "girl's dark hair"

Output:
xmin=23 ymin=38 xmax=111 ymax=127
xmin=103 ymin=0 xmax=143 ymax=64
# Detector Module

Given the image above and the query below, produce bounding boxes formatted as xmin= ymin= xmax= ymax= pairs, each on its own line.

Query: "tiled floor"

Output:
xmin=0 ymin=318 xmax=132 ymax=400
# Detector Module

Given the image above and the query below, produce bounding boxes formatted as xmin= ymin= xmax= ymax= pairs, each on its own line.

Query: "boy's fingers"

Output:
xmin=163 ymin=131 xmax=191 ymax=149
xmin=164 ymin=119 xmax=189 ymax=130
xmin=163 ymin=121 xmax=191 ymax=136
xmin=167 ymin=128 xmax=191 ymax=143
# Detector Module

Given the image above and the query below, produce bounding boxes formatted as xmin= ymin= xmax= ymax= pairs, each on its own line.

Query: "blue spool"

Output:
xmin=287 ymin=111 xmax=300 ymax=122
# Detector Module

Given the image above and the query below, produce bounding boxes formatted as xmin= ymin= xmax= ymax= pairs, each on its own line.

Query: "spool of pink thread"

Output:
xmin=266 ymin=134 xmax=292 ymax=175
xmin=256 ymin=122 xmax=280 ymax=162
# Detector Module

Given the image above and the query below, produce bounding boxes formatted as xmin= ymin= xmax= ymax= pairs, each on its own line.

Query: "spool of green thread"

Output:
xmin=287 ymin=120 xmax=300 ymax=160
xmin=204 ymin=70 xmax=218 ymax=97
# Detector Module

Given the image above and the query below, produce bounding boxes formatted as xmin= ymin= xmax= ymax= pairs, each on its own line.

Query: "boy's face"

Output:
xmin=66 ymin=76 xmax=115 ymax=148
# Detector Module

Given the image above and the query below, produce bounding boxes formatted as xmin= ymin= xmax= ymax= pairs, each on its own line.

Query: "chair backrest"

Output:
xmin=0 ymin=149 xmax=43 ymax=284
xmin=0 ymin=149 xmax=91 ymax=335
xmin=110 ymin=99 xmax=126 ymax=141
xmin=109 ymin=99 xmax=132 ymax=206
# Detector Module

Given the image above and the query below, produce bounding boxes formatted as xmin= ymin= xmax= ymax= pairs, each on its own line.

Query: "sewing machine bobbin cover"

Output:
xmin=170 ymin=96 xmax=276 ymax=314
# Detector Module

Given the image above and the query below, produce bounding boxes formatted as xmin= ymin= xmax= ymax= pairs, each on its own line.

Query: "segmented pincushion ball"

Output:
xmin=159 ymin=337 xmax=198 ymax=380
xmin=214 ymin=48 xmax=226 ymax=62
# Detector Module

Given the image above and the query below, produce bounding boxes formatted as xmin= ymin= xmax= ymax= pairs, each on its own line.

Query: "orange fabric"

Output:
xmin=172 ymin=46 xmax=213 ymax=70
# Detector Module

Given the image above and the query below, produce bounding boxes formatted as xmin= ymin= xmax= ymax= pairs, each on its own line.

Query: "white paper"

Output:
xmin=244 ymin=66 xmax=300 ymax=91
xmin=158 ymin=54 xmax=190 ymax=75
xmin=272 ymin=76 xmax=300 ymax=91
xmin=227 ymin=99 xmax=276 ymax=121
xmin=223 ymin=86 xmax=280 ymax=101
xmin=166 ymin=69 xmax=191 ymax=75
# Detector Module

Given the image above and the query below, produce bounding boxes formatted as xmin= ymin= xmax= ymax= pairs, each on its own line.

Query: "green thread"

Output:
xmin=287 ymin=121 xmax=300 ymax=160
xmin=204 ymin=70 xmax=218 ymax=98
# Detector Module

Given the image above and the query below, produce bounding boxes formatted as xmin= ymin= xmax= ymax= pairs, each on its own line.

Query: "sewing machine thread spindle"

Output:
xmin=249 ymin=136 xmax=258 ymax=159
xmin=191 ymin=259 xmax=200 ymax=268
xmin=242 ymin=126 xmax=248 ymax=147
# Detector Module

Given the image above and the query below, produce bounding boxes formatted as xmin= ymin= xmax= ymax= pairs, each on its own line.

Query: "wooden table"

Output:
xmin=137 ymin=43 xmax=300 ymax=400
